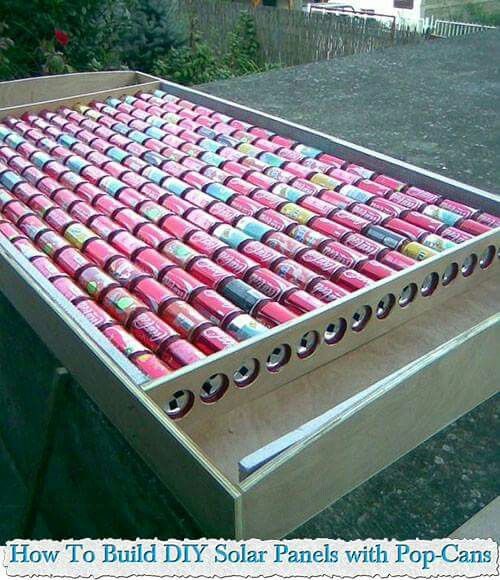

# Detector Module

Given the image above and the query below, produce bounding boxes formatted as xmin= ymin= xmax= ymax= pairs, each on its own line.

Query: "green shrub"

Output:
xmin=225 ymin=11 xmax=263 ymax=74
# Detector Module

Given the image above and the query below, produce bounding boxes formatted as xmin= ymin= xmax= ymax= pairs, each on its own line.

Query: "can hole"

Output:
xmin=297 ymin=331 xmax=319 ymax=359
xmin=421 ymin=272 xmax=439 ymax=297
xmin=200 ymin=373 xmax=228 ymax=403
xmin=479 ymin=245 xmax=495 ymax=269
xmin=461 ymin=254 xmax=477 ymax=277
xmin=165 ymin=390 xmax=194 ymax=420
xmin=234 ymin=358 xmax=259 ymax=388
xmin=376 ymin=293 xmax=395 ymax=319
xmin=399 ymin=283 xmax=417 ymax=307
xmin=351 ymin=305 xmax=372 ymax=332
xmin=266 ymin=344 xmax=291 ymax=372
xmin=442 ymin=262 xmax=458 ymax=286
xmin=324 ymin=318 xmax=347 ymax=345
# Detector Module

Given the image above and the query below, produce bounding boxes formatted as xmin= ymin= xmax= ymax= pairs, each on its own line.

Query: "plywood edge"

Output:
xmin=237 ymin=314 xmax=500 ymax=538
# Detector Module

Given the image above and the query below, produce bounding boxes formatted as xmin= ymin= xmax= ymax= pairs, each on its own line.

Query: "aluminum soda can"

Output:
xmin=298 ymin=195 xmax=336 ymax=217
xmin=109 ymin=230 xmax=147 ymax=258
xmin=101 ymin=286 xmax=146 ymax=324
xmin=460 ymin=219 xmax=490 ymax=236
xmin=129 ymin=310 xmax=178 ymax=352
xmin=219 ymin=278 xmax=264 ymax=312
xmin=52 ymin=189 xmax=79 ymax=209
xmin=317 ymin=190 xmax=353 ymax=210
xmin=187 ymin=230 xmax=225 ymax=257
xmin=343 ymin=232 xmax=385 ymax=258
xmin=307 ymin=216 xmax=351 ymax=240
xmin=388 ymin=191 xmax=426 ymax=211
xmin=283 ymin=162 xmax=314 ymax=180
xmin=373 ymin=174 xmax=406 ymax=191
xmin=89 ymin=215 xmax=121 ymax=240
xmin=271 ymin=135 xmax=296 ymax=149
xmin=74 ymin=298 xmax=115 ymax=329
xmin=135 ymin=248 xmax=175 ymax=278
xmin=193 ymin=325 xmax=236 ymax=354
xmin=138 ymin=200 xmax=170 ymax=223
xmin=358 ymin=260 xmax=394 ymax=280
xmin=274 ymin=181 xmax=311 ymax=201
xmin=159 ymin=267 xmax=207 ymax=301
xmin=182 ymin=189 xmax=214 ymax=209
xmin=369 ymin=196 xmax=405 ymax=218
xmin=116 ymin=187 xmax=144 ymax=208
xmin=287 ymin=224 xmax=327 ymax=248
xmin=385 ymin=217 xmax=425 ymax=240
xmin=68 ymin=202 xmax=102 ymax=226
xmin=310 ymin=173 xmax=343 ymax=191
xmin=17 ymin=214 xmax=49 ymax=240
xmin=2 ymin=201 xmax=33 ymax=225
xmin=246 ymin=267 xmax=294 ymax=300
xmin=440 ymin=227 xmax=473 ymax=244
xmin=328 ymin=168 xmax=360 ymax=185
xmin=321 ymin=240 xmax=366 ymax=268
xmin=78 ymin=265 xmax=120 ymax=300
xmin=421 ymin=233 xmax=456 ymax=252
xmin=131 ymin=352 xmax=171 ymax=379
xmin=405 ymin=186 xmax=442 ymax=205
xmin=229 ymin=195 xmax=263 ymax=216
xmin=64 ymin=222 xmax=97 ymax=249
xmin=284 ymin=289 xmax=323 ymax=313
xmin=222 ymin=312 xmax=266 ymax=341
xmin=160 ymin=298 xmax=207 ymax=336
xmin=38 ymin=230 xmax=70 ymax=256
xmin=250 ymin=189 xmax=283 ymax=209
xmin=236 ymin=215 xmax=273 ymax=241
xmin=379 ymin=250 xmax=415 ymax=271
xmin=297 ymin=249 xmax=345 ymax=279
xmin=246 ymin=171 xmax=275 ymax=190
xmin=476 ymin=212 xmax=500 ymax=228
xmin=113 ymin=208 xmax=147 ymax=232
xmin=12 ymin=237 xmax=46 ymax=261
xmin=135 ymin=222 xmax=172 ymax=249
xmin=225 ymin=177 xmax=256 ymax=196
xmin=190 ymin=288 xmax=240 ymax=325
xmin=188 ymin=256 xmax=233 ymax=288
xmin=102 ymin=324 xmax=149 ymax=358
xmin=350 ymin=203 xmax=387 ymax=224
xmin=332 ymin=209 xmax=370 ymax=233
xmin=241 ymin=239 xmax=283 ymax=269
xmin=213 ymin=223 xmax=251 ymax=248
xmin=422 ymin=204 xmax=462 ymax=227
xmin=336 ymin=269 xmax=371 ymax=292
xmin=53 ymin=276 xmax=87 ymax=303
xmin=207 ymin=202 xmax=242 ymax=224
xmin=356 ymin=179 xmax=391 ymax=197
xmin=364 ymin=225 xmax=407 ymax=250
xmin=29 ymin=195 xmax=57 ymax=217
xmin=83 ymin=238 xmax=120 ymax=269
xmin=266 ymin=231 xmax=305 ymax=258
xmin=308 ymin=279 xmax=348 ymax=302
xmin=404 ymin=211 xmax=445 ymax=234
xmin=258 ymin=208 xmax=295 ymax=232
xmin=161 ymin=215 xmax=198 ymax=241
xmin=214 ymin=247 xmax=258 ymax=278
xmin=12 ymin=181 xmax=39 ymax=204
xmin=56 ymin=247 xmax=93 ymax=277
xmin=343 ymin=163 xmax=376 ymax=180
xmin=401 ymin=241 xmax=437 ymax=261
xmin=31 ymin=255 xmax=64 ymax=280
xmin=106 ymin=256 xmax=147 ymax=287
xmin=274 ymin=259 xmax=320 ymax=288
xmin=132 ymin=277 xmax=176 ymax=313
xmin=185 ymin=208 xmax=220 ymax=231
xmin=253 ymin=300 xmax=295 ymax=327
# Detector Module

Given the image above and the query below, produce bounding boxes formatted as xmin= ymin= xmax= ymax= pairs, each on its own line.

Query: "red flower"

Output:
xmin=54 ymin=29 xmax=69 ymax=47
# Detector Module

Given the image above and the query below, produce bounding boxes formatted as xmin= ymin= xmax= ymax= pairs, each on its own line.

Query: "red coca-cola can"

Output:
xmin=335 ymin=269 xmax=371 ymax=291
xmin=405 ymin=186 xmax=442 ymax=205
xmin=129 ymin=310 xmax=178 ymax=352
xmin=78 ymin=266 xmax=119 ymax=301
xmin=18 ymin=214 xmax=49 ymax=240
xmin=160 ymin=299 xmax=207 ymax=336
xmin=318 ymin=153 xmax=345 ymax=167
xmin=460 ymin=219 xmax=490 ymax=236
xmin=253 ymin=300 xmax=295 ymax=327
xmin=192 ymin=324 xmax=237 ymax=354
xmin=246 ymin=171 xmax=275 ymax=190
xmin=297 ymin=249 xmax=344 ymax=279
xmin=0 ymin=221 xmax=22 ymax=240
xmin=37 ymin=230 xmax=70 ymax=256
xmin=208 ymin=202 xmax=242 ymax=225
xmin=52 ymin=188 xmax=79 ymax=209
xmin=31 ymin=255 xmax=63 ymax=280
xmin=93 ymin=195 xmax=124 ymax=216
xmin=187 ymin=230 xmax=225 ymax=257
xmin=75 ymin=181 xmax=103 ymax=204
xmin=159 ymin=267 xmax=207 ymax=301
xmin=241 ymin=239 xmax=283 ymax=268
xmin=181 ymin=156 xmax=206 ymax=173
xmin=331 ymin=209 xmax=369 ymax=232
xmin=369 ymin=196 xmax=405 ymax=218
xmin=137 ymin=181 xmax=164 ymax=202
xmin=113 ymin=208 xmax=147 ymax=232
xmin=117 ymin=187 xmax=145 ymax=208
xmin=187 ymin=256 xmax=232 ymax=288
xmin=284 ymin=289 xmax=323 ymax=313
xmin=344 ymin=163 xmax=376 ymax=180
xmin=385 ymin=217 xmax=426 ymax=240
xmin=358 ymin=259 xmax=394 ymax=280
xmin=181 ymin=189 xmax=212 ymax=210
xmin=161 ymin=215 xmax=198 ymax=241
xmin=350 ymin=203 xmax=387 ymax=225
xmin=131 ymin=352 xmax=171 ymax=379
xmin=300 ymin=195 xmax=337 ymax=217
xmin=357 ymin=180 xmax=391 ymax=197
xmin=374 ymin=174 xmax=406 ymax=191
xmin=56 ymin=247 xmax=93 ymax=277
xmin=3 ymin=202 xmax=33 ymax=225
xmin=101 ymin=286 xmax=146 ymax=324
xmin=102 ymin=324 xmax=148 ymax=358
xmin=29 ymin=195 xmax=56 ymax=217
xmin=190 ymin=288 xmax=240 ymax=325
xmin=106 ymin=256 xmax=146 ymax=288
xmin=273 ymin=259 xmax=320 ymax=288
xmin=74 ymin=297 xmax=115 ymax=329
xmin=214 ymin=247 xmax=259 ymax=278
xmin=343 ymin=232 xmax=385 ymax=258
xmin=257 ymin=208 xmax=293 ymax=232
xmin=379 ymin=250 xmax=416 ymax=271
xmin=246 ymin=267 xmax=294 ymax=300
xmin=321 ymin=240 xmax=366 ymax=268
xmin=440 ymin=227 xmax=473 ymax=244
xmin=53 ymin=276 xmax=87 ymax=302
xmin=225 ymin=177 xmax=256 ymax=196
xmin=476 ymin=212 xmax=500 ymax=228
xmin=109 ymin=230 xmax=148 ymax=258
xmin=69 ymin=202 xmax=102 ymax=226
xmin=159 ymin=338 xmax=204 ymax=369
xmin=266 ymin=231 xmax=304 ymax=258
xmin=229 ymin=195 xmax=263 ymax=216
xmin=131 ymin=277 xmax=176 ymax=313
xmin=135 ymin=222 xmax=172 ymax=249
xmin=42 ymin=209 xmax=74 ymax=233
xmin=387 ymin=191 xmax=426 ymax=211
xmin=283 ymin=163 xmax=315 ymax=180
xmin=135 ymin=248 xmax=175 ymax=278
xmin=308 ymin=279 xmax=348 ymax=302
xmin=221 ymin=160 xmax=248 ymax=178
xmin=404 ymin=211 xmax=445 ymax=234
xmin=308 ymin=216 xmax=351 ymax=240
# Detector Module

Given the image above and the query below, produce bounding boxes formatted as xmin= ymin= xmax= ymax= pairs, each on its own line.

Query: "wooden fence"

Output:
xmin=182 ymin=0 xmax=425 ymax=68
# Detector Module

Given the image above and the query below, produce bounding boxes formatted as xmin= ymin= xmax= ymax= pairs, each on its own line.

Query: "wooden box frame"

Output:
xmin=0 ymin=71 xmax=498 ymax=538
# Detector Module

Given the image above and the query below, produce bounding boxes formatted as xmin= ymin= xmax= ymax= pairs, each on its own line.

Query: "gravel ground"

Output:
xmin=202 ymin=30 xmax=500 ymax=194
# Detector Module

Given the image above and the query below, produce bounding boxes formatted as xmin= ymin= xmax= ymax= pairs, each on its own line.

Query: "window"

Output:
xmin=394 ymin=0 xmax=414 ymax=8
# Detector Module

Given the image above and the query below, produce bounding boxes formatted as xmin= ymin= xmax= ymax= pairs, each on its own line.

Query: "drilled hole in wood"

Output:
xmin=421 ymin=272 xmax=439 ymax=297
xmin=376 ymin=293 xmax=395 ymax=319
xmin=266 ymin=344 xmax=291 ymax=372
xmin=399 ymin=283 xmax=417 ymax=307
xmin=165 ymin=390 xmax=194 ymax=420
xmin=351 ymin=305 xmax=372 ymax=332
xmin=200 ymin=374 xmax=228 ymax=403
xmin=442 ymin=262 xmax=458 ymax=286
xmin=461 ymin=254 xmax=477 ymax=277
xmin=324 ymin=318 xmax=347 ymax=345
xmin=479 ymin=246 xmax=495 ymax=269
xmin=234 ymin=358 xmax=259 ymax=388
xmin=297 ymin=331 xmax=319 ymax=359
